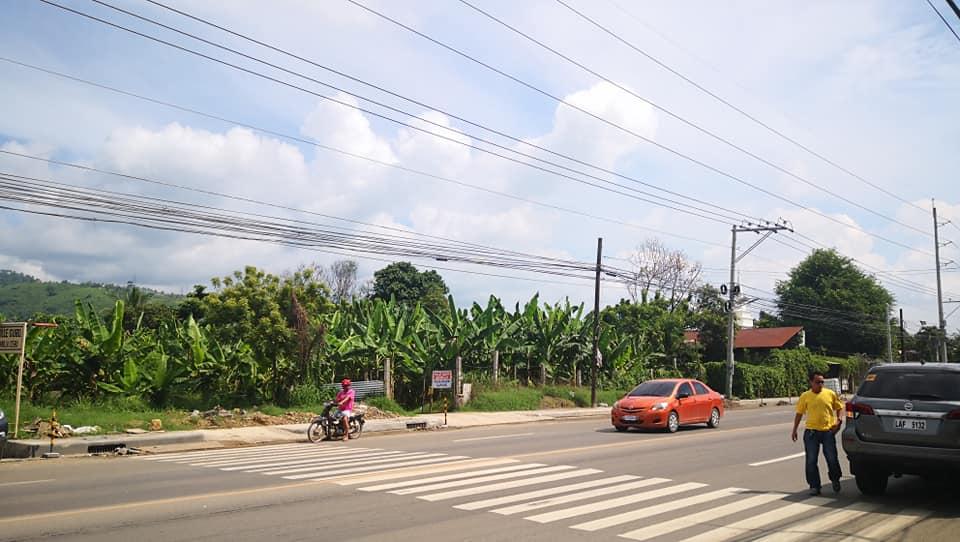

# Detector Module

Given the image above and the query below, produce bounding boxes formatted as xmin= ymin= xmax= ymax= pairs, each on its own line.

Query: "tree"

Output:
xmin=625 ymin=239 xmax=702 ymax=310
xmin=371 ymin=262 xmax=449 ymax=314
xmin=775 ymin=249 xmax=893 ymax=356
xmin=689 ymin=285 xmax=728 ymax=361
xmin=322 ymin=260 xmax=360 ymax=303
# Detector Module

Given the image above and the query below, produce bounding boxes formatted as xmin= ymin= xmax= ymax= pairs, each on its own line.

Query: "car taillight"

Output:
xmin=846 ymin=402 xmax=875 ymax=419
xmin=946 ymin=409 xmax=960 ymax=420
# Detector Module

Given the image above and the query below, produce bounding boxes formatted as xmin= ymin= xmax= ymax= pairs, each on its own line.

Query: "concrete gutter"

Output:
xmin=2 ymin=407 xmax=612 ymax=458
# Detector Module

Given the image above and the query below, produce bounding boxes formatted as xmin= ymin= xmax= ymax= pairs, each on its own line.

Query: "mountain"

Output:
xmin=0 ymin=270 xmax=182 ymax=320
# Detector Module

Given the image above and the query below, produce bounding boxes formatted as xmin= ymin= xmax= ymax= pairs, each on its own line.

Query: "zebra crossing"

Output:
xmin=142 ymin=443 xmax=933 ymax=541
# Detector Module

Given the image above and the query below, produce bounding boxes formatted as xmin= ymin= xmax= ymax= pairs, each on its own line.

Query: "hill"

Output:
xmin=0 ymin=269 xmax=182 ymax=319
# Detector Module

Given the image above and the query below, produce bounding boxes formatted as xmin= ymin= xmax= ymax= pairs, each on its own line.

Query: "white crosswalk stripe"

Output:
xmin=570 ymin=487 xmax=747 ymax=531
xmin=489 ymin=477 xmax=670 ymax=516
xmin=453 ymin=475 xmax=638 ymax=511
xmin=681 ymin=497 xmax=832 ymax=542
xmin=524 ymin=482 xmax=708 ymax=524
xmin=419 ymin=468 xmax=602 ymax=502
xmin=142 ymin=444 xmax=933 ymax=540
xmin=618 ymin=492 xmax=789 ymax=541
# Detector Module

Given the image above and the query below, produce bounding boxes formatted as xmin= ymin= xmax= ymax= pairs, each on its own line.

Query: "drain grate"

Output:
xmin=405 ymin=422 xmax=427 ymax=430
xmin=88 ymin=443 xmax=126 ymax=454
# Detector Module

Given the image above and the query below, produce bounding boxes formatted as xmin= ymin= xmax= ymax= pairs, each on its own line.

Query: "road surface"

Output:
xmin=1 ymin=405 xmax=956 ymax=541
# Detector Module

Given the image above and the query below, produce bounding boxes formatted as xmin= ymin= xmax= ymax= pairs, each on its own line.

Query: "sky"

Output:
xmin=1 ymin=0 xmax=959 ymax=334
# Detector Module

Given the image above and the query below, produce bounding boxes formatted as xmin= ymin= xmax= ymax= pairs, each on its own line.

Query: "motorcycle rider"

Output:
xmin=335 ymin=379 xmax=355 ymax=441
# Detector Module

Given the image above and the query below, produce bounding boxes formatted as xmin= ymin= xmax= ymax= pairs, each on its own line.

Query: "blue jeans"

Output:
xmin=803 ymin=429 xmax=841 ymax=489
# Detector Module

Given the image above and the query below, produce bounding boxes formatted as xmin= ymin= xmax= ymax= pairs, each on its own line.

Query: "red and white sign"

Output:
xmin=432 ymin=370 xmax=453 ymax=389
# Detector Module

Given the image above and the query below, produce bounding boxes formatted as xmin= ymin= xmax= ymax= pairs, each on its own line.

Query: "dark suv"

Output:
xmin=841 ymin=363 xmax=960 ymax=495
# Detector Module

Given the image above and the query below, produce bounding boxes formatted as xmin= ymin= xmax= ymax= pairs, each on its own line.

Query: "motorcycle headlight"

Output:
xmin=650 ymin=402 xmax=668 ymax=411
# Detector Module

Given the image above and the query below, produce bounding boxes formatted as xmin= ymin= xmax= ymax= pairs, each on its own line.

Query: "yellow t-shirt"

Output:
xmin=796 ymin=389 xmax=844 ymax=431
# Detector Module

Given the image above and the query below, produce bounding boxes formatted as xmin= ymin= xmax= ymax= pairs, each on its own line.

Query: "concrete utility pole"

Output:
xmin=725 ymin=222 xmax=792 ymax=398
xmin=886 ymin=304 xmax=894 ymax=363
xmin=900 ymin=308 xmax=906 ymax=363
xmin=932 ymin=200 xmax=949 ymax=362
xmin=591 ymin=237 xmax=602 ymax=407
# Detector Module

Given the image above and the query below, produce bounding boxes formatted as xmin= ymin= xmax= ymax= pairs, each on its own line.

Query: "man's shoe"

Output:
xmin=832 ymin=480 xmax=842 ymax=494
xmin=809 ymin=487 xmax=821 ymax=496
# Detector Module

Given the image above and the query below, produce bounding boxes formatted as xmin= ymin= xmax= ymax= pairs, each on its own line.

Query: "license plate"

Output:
xmin=622 ymin=415 xmax=637 ymax=422
xmin=894 ymin=418 xmax=926 ymax=431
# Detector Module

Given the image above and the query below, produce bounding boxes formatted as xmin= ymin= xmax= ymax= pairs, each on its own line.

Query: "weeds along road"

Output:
xmin=1 ymin=406 xmax=956 ymax=542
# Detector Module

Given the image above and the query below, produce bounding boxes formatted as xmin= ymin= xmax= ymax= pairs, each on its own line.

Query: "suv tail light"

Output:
xmin=846 ymin=402 xmax=875 ymax=419
xmin=946 ymin=409 xmax=960 ymax=420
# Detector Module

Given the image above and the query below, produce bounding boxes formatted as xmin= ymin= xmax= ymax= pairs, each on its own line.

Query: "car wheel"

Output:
xmin=666 ymin=411 xmax=680 ymax=433
xmin=614 ymin=425 xmax=628 ymax=432
xmin=855 ymin=469 xmax=888 ymax=496
xmin=707 ymin=408 xmax=720 ymax=428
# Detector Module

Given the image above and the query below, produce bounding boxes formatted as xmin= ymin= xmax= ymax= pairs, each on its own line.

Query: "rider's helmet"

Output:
xmin=341 ymin=378 xmax=351 ymax=389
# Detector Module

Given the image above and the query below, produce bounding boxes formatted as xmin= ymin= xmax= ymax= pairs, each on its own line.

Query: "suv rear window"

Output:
xmin=858 ymin=371 xmax=960 ymax=401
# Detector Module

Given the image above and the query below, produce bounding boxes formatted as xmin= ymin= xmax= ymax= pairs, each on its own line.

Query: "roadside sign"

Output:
xmin=0 ymin=322 xmax=25 ymax=353
xmin=432 ymin=370 xmax=453 ymax=389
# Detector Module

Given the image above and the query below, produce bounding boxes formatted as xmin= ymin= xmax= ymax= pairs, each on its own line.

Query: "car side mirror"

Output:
xmin=677 ymin=392 xmax=690 ymax=399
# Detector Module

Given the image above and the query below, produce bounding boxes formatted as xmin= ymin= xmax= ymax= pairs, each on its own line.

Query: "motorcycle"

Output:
xmin=307 ymin=401 xmax=364 ymax=442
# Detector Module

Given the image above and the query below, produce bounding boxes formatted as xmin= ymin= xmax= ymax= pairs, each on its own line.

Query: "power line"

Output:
xmin=343 ymin=0 xmax=936 ymax=256
xmin=35 ymin=0 xmax=759 ymax=227
xmin=554 ymin=0 xmax=931 ymax=214
xmin=139 ymin=0 xmax=758 ymax=227
xmin=459 ymin=0 xmax=931 ymax=235
xmin=0 ymin=58 xmax=727 ymax=250
xmin=927 ymin=0 xmax=960 ymax=46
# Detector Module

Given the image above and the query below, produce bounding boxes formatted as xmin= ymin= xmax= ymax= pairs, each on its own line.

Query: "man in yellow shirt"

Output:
xmin=791 ymin=371 xmax=844 ymax=495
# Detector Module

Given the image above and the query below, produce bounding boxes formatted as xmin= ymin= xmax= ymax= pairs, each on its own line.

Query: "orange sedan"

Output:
xmin=611 ymin=379 xmax=724 ymax=433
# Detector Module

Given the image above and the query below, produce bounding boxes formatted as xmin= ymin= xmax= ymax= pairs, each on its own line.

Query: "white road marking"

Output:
xmin=220 ymin=451 xmax=422 ymax=471
xmin=836 ymin=509 xmax=933 ymax=542
xmin=283 ymin=455 xmax=471 ymax=480
xmin=191 ymin=447 xmax=376 ymax=467
xmin=0 ymin=479 xmax=55 ymax=488
xmin=264 ymin=453 xmax=446 ymax=476
xmin=359 ymin=463 xmax=546 ymax=492
xmin=491 ymin=478 xmax=669 ymax=516
xmin=343 ymin=459 xmax=521 ymax=487
xmin=618 ymin=492 xmax=789 ymax=541
xmin=749 ymin=452 xmax=806 ymax=467
xmin=571 ymin=487 xmax=746 ymax=531
xmin=419 ymin=468 xmax=601 ymax=501
xmin=391 ymin=466 xmax=576 ymax=495
xmin=752 ymin=501 xmax=883 ymax=542
xmin=681 ymin=497 xmax=831 ymax=542
xmin=454 ymin=475 xmax=638 ymax=511
xmin=524 ymin=482 xmax=707 ymax=523
xmin=452 ymin=432 xmax=535 ymax=443
xmin=143 ymin=443 xmax=312 ymax=461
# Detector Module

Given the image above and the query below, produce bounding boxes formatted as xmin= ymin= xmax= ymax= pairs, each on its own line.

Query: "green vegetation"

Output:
xmin=0 ymin=269 xmax=181 ymax=321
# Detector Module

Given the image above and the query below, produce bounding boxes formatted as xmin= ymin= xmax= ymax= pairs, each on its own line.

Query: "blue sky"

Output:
xmin=1 ymin=0 xmax=959 ymax=332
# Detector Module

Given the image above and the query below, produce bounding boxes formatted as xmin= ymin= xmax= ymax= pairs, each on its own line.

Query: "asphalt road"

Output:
xmin=1 ymin=406 xmax=956 ymax=541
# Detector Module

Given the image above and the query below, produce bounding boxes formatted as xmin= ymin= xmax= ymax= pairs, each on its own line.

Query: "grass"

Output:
xmin=0 ymin=385 xmax=627 ymax=436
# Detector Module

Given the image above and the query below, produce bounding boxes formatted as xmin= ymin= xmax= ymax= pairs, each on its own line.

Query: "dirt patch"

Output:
xmin=540 ymin=396 xmax=576 ymax=409
xmin=193 ymin=410 xmax=316 ymax=429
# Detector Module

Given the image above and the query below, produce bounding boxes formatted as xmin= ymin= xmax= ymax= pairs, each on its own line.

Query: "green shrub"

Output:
xmin=462 ymin=387 xmax=543 ymax=411
xmin=289 ymin=384 xmax=325 ymax=407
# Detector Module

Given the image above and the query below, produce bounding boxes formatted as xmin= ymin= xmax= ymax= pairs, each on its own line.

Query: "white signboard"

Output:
xmin=0 ymin=322 xmax=26 ymax=354
xmin=432 ymin=370 xmax=453 ymax=389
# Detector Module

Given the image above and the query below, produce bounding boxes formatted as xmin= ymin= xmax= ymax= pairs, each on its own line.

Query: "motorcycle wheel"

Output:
xmin=306 ymin=420 xmax=324 ymax=443
xmin=349 ymin=418 xmax=363 ymax=439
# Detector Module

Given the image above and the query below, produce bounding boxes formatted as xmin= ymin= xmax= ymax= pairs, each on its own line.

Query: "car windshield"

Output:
xmin=628 ymin=381 xmax=677 ymax=397
xmin=858 ymin=371 xmax=960 ymax=401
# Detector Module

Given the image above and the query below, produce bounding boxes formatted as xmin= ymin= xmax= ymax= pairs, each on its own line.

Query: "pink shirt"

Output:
xmin=336 ymin=388 xmax=355 ymax=412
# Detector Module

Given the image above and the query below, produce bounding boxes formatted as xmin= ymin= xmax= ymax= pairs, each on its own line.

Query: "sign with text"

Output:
xmin=0 ymin=322 xmax=26 ymax=354
xmin=431 ymin=370 xmax=453 ymax=389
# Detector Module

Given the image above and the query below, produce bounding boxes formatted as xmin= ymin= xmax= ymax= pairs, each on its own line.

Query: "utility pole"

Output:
xmin=886 ymin=304 xmax=894 ymax=363
xmin=725 ymin=221 xmax=792 ymax=398
xmin=591 ymin=237 xmax=602 ymax=407
xmin=933 ymin=200 xmax=948 ymax=362
xmin=899 ymin=308 xmax=906 ymax=363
